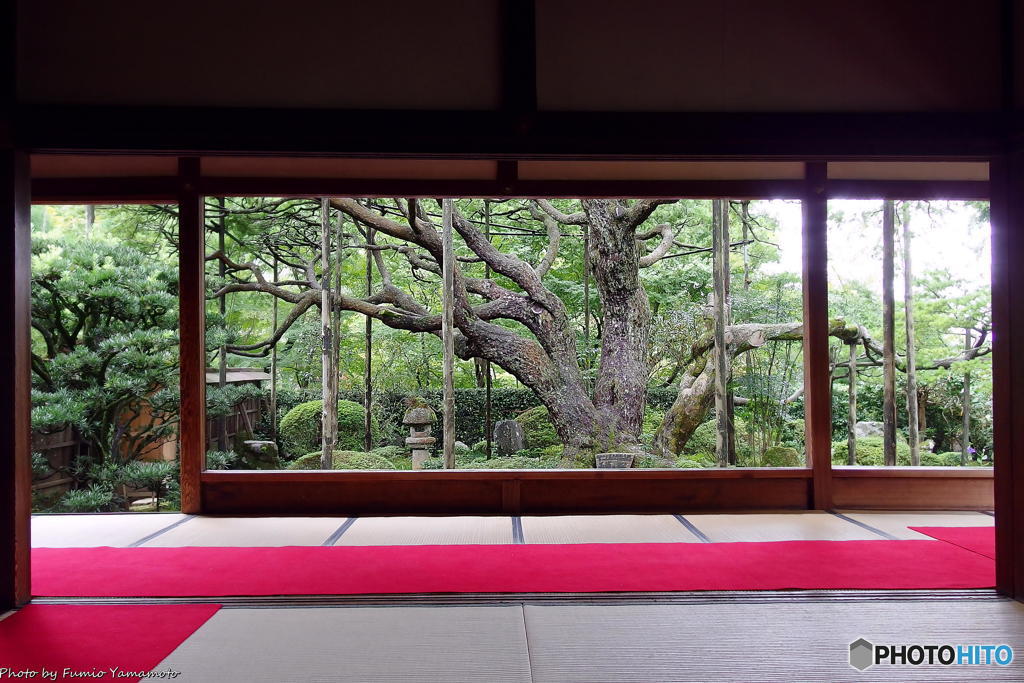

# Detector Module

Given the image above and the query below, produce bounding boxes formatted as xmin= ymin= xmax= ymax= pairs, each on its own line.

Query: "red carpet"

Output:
xmin=910 ymin=526 xmax=996 ymax=559
xmin=32 ymin=540 xmax=993 ymax=597
xmin=0 ymin=604 xmax=219 ymax=681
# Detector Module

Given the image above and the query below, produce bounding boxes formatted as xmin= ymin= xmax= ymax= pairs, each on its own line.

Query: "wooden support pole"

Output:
xmin=902 ymin=203 xmax=920 ymax=466
xmin=583 ymin=219 xmax=591 ymax=386
xmin=177 ymin=157 xmax=205 ymax=514
xmin=364 ymin=217 xmax=374 ymax=452
xmin=320 ymin=197 xmax=336 ymax=469
xmin=991 ymin=154 xmax=1024 ymax=601
xmin=802 ymin=162 xmax=832 ymax=509
xmin=270 ymin=257 xmax=279 ymax=441
xmin=217 ymin=196 xmax=228 ymax=452
xmin=0 ymin=149 xmax=31 ymax=609
xmin=712 ymin=199 xmax=730 ymax=467
xmin=483 ymin=199 xmax=493 ymax=459
xmin=441 ymin=199 xmax=457 ymax=469
xmin=962 ymin=329 xmax=972 ymax=465
xmin=882 ymin=200 xmax=898 ymax=466
xmin=723 ymin=202 xmax=737 ymax=465
xmin=847 ymin=342 xmax=858 ymax=465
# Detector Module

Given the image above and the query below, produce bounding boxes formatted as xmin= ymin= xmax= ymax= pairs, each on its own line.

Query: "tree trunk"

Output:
xmin=364 ymin=219 xmax=374 ymax=452
xmin=882 ymin=200 xmax=897 ymax=466
xmin=583 ymin=201 xmax=651 ymax=448
xmin=902 ymin=203 xmax=920 ymax=466
xmin=217 ymin=197 xmax=229 ymax=452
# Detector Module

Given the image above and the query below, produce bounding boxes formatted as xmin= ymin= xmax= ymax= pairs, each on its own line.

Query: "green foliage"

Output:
xmin=422 ymin=455 xmax=562 ymax=470
xmin=56 ymin=485 xmax=118 ymax=513
xmin=287 ymin=450 xmax=396 ymax=470
xmin=31 ymin=236 xmax=180 ymax=465
xmin=278 ymin=399 xmax=379 ymax=458
xmin=370 ymin=445 xmax=407 ymax=462
xmin=832 ymin=437 xmax=911 ymax=466
xmin=118 ymin=460 xmax=177 ymax=510
xmin=205 ymin=450 xmax=239 ymax=470
xmin=515 ymin=406 xmax=560 ymax=448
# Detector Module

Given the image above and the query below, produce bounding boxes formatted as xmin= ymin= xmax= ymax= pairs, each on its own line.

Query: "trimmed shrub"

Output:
xmin=287 ymin=450 xmax=395 ymax=470
xmin=370 ymin=445 xmax=407 ymax=463
xmin=515 ymin=406 xmax=560 ymax=449
xmin=278 ymin=400 xmax=380 ymax=458
xmin=832 ymin=437 xmax=911 ymax=466
xmin=759 ymin=446 xmax=802 ymax=467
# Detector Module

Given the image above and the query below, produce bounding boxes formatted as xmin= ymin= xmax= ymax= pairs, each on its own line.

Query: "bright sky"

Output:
xmin=760 ymin=199 xmax=991 ymax=297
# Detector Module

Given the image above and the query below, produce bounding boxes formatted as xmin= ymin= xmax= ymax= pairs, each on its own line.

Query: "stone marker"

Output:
xmin=493 ymin=420 xmax=525 ymax=456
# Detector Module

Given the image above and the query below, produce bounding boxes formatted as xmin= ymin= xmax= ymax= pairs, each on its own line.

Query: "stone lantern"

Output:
xmin=403 ymin=398 xmax=437 ymax=470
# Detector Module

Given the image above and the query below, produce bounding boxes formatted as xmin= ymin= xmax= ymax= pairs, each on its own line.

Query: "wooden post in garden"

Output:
xmin=724 ymin=202 xmax=737 ymax=465
xmin=963 ymin=328 xmax=972 ymax=465
xmin=583 ymin=219 xmax=591 ymax=387
xmin=217 ymin=197 xmax=229 ymax=452
xmin=364 ymin=216 xmax=374 ymax=452
xmin=712 ymin=199 xmax=731 ymax=467
xmin=741 ymin=201 xmax=755 ymax=458
xmin=847 ymin=341 xmax=858 ymax=464
xmin=483 ymin=199 xmax=493 ymax=459
xmin=441 ymin=199 xmax=457 ymax=468
xmin=902 ymin=203 xmax=920 ymax=466
xmin=882 ymin=200 xmax=897 ymax=466
xmin=320 ymin=197 xmax=336 ymax=469
xmin=270 ymin=257 xmax=279 ymax=441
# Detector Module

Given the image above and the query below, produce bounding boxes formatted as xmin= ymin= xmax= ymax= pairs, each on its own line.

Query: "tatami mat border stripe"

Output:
xmin=672 ymin=514 xmax=711 ymax=542
xmin=512 ymin=517 xmax=525 ymax=544
xmin=829 ymin=512 xmax=900 ymax=540
xmin=30 ymin=589 xmax=1005 ymax=608
xmin=323 ymin=518 xmax=358 ymax=546
xmin=127 ymin=515 xmax=196 ymax=547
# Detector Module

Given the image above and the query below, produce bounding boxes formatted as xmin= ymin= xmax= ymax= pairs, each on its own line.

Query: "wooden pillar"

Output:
xmin=991 ymin=154 xmax=1024 ymax=601
xmin=270 ymin=258 xmax=279 ymax=441
xmin=962 ymin=329 xmax=972 ymax=465
xmin=441 ymin=199 xmax=457 ymax=468
xmin=882 ymin=200 xmax=898 ymax=466
xmin=0 ymin=149 xmax=31 ymax=609
xmin=802 ymin=162 xmax=832 ymax=510
xmin=177 ymin=157 xmax=205 ymax=514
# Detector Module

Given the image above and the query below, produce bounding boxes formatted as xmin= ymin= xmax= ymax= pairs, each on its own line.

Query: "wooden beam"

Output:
xmin=0 ymin=149 xmax=31 ymax=609
xmin=802 ymin=162 xmax=832 ymax=510
xmin=17 ymin=106 xmax=1009 ymax=158
xmin=177 ymin=157 xmax=205 ymax=514
xmin=991 ymin=154 xmax=1024 ymax=600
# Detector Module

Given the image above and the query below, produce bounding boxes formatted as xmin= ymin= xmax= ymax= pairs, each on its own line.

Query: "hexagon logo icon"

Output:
xmin=849 ymin=638 xmax=874 ymax=671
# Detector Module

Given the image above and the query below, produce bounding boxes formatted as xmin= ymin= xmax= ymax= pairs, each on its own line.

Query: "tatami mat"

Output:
xmin=158 ymin=606 xmax=533 ymax=683
xmin=139 ymin=516 xmax=346 ymax=547
xmin=839 ymin=510 xmax=994 ymax=540
xmin=520 ymin=514 xmax=701 ymax=544
xmin=682 ymin=511 xmax=882 ymax=542
xmin=523 ymin=599 xmax=1024 ymax=682
xmin=31 ymin=513 xmax=187 ymax=548
xmin=334 ymin=516 xmax=515 ymax=546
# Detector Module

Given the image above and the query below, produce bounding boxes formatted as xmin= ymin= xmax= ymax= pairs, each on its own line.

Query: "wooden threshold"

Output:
xmin=199 ymin=466 xmax=993 ymax=515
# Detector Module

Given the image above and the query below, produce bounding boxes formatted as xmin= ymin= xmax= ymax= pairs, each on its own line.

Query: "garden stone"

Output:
xmin=240 ymin=440 xmax=280 ymax=469
xmin=854 ymin=421 xmax=884 ymax=438
xmin=455 ymin=441 xmax=470 ymax=453
xmin=403 ymin=398 xmax=437 ymax=470
xmin=596 ymin=452 xmax=635 ymax=468
xmin=493 ymin=420 xmax=525 ymax=456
